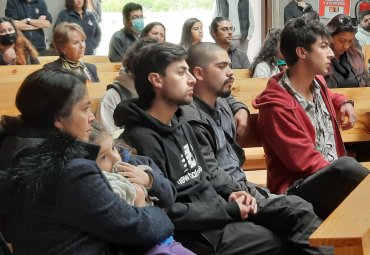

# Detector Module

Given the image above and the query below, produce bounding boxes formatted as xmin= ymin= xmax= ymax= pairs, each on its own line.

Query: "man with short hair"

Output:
xmin=108 ymin=2 xmax=144 ymax=62
xmin=210 ymin=17 xmax=250 ymax=69
xmin=356 ymin=10 xmax=370 ymax=47
xmin=213 ymin=0 xmax=254 ymax=54
xmin=5 ymin=0 xmax=52 ymax=54
xmin=253 ymin=17 xmax=369 ymax=219
xmin=114 ymin=41 xmax=332 ymax=255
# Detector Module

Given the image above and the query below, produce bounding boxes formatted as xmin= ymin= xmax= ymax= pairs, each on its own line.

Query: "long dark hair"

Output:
xmin=179 ymin=18 xmax=202 ymax=50
xmin=250 ymin=28 xmax=282 ymax=76
xmin=327 ymin=14 xmax=368 ymax=86
xmin=16 ymin=68 xmax=87 ymax=130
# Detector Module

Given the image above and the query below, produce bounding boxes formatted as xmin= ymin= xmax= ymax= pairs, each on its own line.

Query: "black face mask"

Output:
xmin=0 ymin=33 xmax=17 ymax=46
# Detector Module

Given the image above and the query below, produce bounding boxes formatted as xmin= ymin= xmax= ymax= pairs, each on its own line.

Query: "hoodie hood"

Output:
xmin=114 ymin=99 xmax=184 ymax=136
xmin=358 ymin=25 xmax=370 ymax=36
xmin=253 ymin=72 xmax=299 ymax=111
xmin=252 ymin=73 xmax=330 ymax=112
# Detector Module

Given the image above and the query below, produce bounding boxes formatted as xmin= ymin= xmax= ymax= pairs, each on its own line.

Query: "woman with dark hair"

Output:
xmin=140 ymin=22 xmax=165 ymax=42
xmin=179 ymin=18 xmax=203 ymax=50
xmin=250 ymin=28 xmax=284 ymax=78
xmin=44 ymin=22 xmax=99 ymax=82
xmin=54 ymin=0 xmax=101 ymax=55
xmin=0 ymin=68 xmax=176 ymax=255
xmin=0 ymin=17 xmax=39 ymax=65
xmin=325 ymin=14 xmax=369 ymax=88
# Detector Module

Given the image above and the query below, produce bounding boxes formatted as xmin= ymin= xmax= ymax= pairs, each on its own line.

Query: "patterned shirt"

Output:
xmin=279 ymin=72 xmax=338 ymax=162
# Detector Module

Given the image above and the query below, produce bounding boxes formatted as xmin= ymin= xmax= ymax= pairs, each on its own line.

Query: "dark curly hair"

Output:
xmin=250 ymin=28 xmax=282 ymax=76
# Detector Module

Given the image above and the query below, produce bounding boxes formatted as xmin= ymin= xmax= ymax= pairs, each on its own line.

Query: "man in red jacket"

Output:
xmin=253 ymin=17 xmax=369 ymax=219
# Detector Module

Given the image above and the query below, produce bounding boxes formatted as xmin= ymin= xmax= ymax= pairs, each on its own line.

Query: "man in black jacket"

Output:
xmin=114 ymin=41 xmax=332 ymax=255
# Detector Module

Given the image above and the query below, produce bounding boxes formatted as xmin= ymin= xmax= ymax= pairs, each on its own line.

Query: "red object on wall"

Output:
xmin=360 ymin=1 xmax=370 ymax=12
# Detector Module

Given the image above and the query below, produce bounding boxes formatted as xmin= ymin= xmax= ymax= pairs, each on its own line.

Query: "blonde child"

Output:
xmin=90 ymin=123 xmax=195 ymax=255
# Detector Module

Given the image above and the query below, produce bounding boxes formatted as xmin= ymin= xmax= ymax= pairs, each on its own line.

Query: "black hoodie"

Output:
xmin=114 ymin=100 xmax=245 ymax=248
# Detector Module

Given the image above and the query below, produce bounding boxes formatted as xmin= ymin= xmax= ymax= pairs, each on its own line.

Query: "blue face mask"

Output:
xmin=131 ymin=18 xmax=144 ymax=32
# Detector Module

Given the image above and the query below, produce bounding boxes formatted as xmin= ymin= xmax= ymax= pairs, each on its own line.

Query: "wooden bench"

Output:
xmin=309 ymin=173 xmax=370 ymax=255
xmin=0 ymin=62 xmax=120 ymax=77
xmin=0 ymin=81 xmax=107 ymax=117
xmin=37 ymin=55 xmax=111 ymax=65
xmin=233 ymin=68 xmax=251 ymax=79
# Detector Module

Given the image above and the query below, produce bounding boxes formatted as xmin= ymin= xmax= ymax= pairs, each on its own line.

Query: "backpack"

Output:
xmin=106 ymin=82 xmax=132 ymax=101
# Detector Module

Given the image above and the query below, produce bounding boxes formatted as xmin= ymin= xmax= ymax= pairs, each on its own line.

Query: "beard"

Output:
xmin=363 ymin=25 xmax=370 ymax=32
xmin=216 ymin=77 xmax=233 ymax=98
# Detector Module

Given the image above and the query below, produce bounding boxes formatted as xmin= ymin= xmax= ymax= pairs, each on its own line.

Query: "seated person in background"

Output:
xmin=253 ymin=17 xmax=369 ymax=219
xmin=179 ymin=18 xmax=203 ymax=51
xmin=0 ymin=17 xmax=39 ymax=65
xmin=0 ymin=68 xmax=175 ymax=254
xmin=250 ymin=28 xmax=283 ymax=78
xmin=5 ymin=0 xmax=52 ymax=54
xmin=140 ymin=22 xmax=166 ymax=42
xmin=210 ymin=17 xmax=250 ymax=69
xmin=326 ymin=14 xmax=369 ymax=88
xmin=114 ymin=41 xmax=332 ymax=255
xmin=356 ymin=10 xmax=370 ymax=47
xmin=109 ymin=2 xmax=143 ymax=62
xmin=54 ymin=0 xmax=101 ymax=55
xmin=96 ymin=38 xmax=157 ymax=132
xmin=89 ymin=122 xmax=195 ymax=255
xmin=44 ymin=22 xmax=99 ymax=82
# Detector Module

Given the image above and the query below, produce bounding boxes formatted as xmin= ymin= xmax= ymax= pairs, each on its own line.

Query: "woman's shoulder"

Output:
xmin=43 ymin=59 xmax=62 ymax=69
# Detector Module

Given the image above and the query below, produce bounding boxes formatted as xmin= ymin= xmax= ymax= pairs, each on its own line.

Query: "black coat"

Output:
xmin=0 ymin=117 xmax=173 ymax=255
xmin=44 ymin=58 xmax=100 ymax=82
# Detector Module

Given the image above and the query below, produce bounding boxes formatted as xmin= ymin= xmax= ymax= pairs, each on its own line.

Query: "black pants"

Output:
xmin=177 ymin=195 xmax=332 ymax=255
xmin=287 ymin=156 xmax=369 ymax=219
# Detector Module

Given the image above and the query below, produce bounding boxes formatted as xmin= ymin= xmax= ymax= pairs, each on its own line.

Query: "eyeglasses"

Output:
xmin=218 ymin=26 xmax=235 ymax=32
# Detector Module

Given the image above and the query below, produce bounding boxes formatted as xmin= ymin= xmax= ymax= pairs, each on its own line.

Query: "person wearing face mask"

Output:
xmin=356 ymin=10 xmax=370 ymax=47
xmin=108 ymin=2 xmax=144 ymax=62
xmin=5 ymin=0 xmax=52 ymax=55
xmin=0 ymin=17 xmax=39 ymax=65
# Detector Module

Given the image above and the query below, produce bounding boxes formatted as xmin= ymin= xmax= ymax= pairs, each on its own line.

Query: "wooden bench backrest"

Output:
xmin=0 ymin=62 xmax=120 ymax=77
xmin=310 ymin=174 xmax=370 ymax=254
xmin=233 ymin=69 xmax=251 ymax=79
xmin=0 ymin=81 xmax=107 ymax=117
xmin=37 ymin=55 xmax=111 ymax=65
xmin=362 ymin=44 xmax=370 ymax=68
